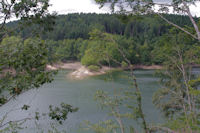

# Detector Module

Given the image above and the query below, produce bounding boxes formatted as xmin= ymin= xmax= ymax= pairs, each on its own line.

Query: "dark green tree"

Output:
xmin=94 ymin=0 xmax=200 ymax=41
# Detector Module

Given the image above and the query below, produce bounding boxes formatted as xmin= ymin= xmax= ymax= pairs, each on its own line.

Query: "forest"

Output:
xmin=7 ymin=13 xmax=199 ymax=67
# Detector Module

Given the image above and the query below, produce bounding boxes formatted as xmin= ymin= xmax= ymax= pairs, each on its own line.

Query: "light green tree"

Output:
xmin=0 ymin=36 xmax=54 ymax=104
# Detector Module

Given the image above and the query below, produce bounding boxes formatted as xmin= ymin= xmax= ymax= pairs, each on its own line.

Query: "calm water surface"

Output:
xmin=0 ymin=70 xmax=164 ymax=132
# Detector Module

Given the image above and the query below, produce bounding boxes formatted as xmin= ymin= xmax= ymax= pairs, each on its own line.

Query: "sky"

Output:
xmin=49 ymin=0 xmax=200 ymax=17
xmin=49 ymin=0 xmax=109 ymax=14
xmin=190 ymin=2 xmax=200 ymax=17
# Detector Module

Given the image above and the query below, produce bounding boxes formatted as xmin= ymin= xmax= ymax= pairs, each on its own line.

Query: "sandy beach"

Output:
xmin=46 ymin=62 xmax=162 ymax=79
xmin=46 ymin=62 xmax=113 ymax=79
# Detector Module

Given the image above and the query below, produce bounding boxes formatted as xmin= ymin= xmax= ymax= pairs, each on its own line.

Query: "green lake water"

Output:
xmin=0 ymin=70 xmax=164 ymax=132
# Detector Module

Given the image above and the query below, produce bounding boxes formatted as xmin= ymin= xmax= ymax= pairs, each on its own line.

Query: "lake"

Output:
xmin=0 ymin=70 xmax=164 ymax=132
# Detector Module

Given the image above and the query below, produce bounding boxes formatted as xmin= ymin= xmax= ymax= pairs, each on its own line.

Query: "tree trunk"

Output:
xmin=184 ymin=2 xmax=200 ymax=42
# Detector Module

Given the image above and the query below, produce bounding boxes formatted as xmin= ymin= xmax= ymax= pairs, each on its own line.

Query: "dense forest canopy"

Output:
xmin=7 ymin=13 xmax=198 ymax=66
xmin=7 ymin=13 xmax=197 ymax=40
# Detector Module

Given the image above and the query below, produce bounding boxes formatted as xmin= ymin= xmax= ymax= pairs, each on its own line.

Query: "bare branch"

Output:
xmin=0 ymin=94 xmax=16 ymax=108
xmin=0 ymin=117 xmax=33 ymax=129
xmin=156 ymin=13 xmax=198 ymax=40
xmin=183 ymin=2 xmax=200 ymax=41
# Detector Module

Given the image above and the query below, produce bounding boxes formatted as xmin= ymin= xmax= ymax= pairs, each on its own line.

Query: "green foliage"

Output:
xmin=121 ymin=61 xmax=128 ymax=68
xmin=0 ymin=1 xmax=79 ymax=133
xmin=49 ymin=103 xmax=78 ymax=125
xmin=78 ymin=11 xmax=200 ymax=132
xmin=0 ymin=36 xmax=55 ymax=106
xmin=7 ymin=13 xmax=198 ymax=66
xmin=88 ymin=65 xmax=100 ymax=72
xmin=55 ymin=39 xmax=81 ymax=61
xmin=81 ymin=46 xmax=102 ymax=66
xmin=8 ymin=13 xmax=194 ymax=40
xmin=45 ymin=39 xmax=59 ymax=63
xmin=2 ymin=11 xmax=200 ymax=133
xmin=0 ymin=97 xmax=7 ymax=105
xmin=82 ymin=29 xmax=131 ymax=66
xmin=21 ymin=105 xmax=30 ymax=110
xmin=152 ymin=29 xmax=200 ymax=132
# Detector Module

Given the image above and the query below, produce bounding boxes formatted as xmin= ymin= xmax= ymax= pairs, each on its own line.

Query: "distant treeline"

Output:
xmin=6 ymin=13 xmax=199 ymax=66
xmin=7 ymin=13 xmax=197 ymax=40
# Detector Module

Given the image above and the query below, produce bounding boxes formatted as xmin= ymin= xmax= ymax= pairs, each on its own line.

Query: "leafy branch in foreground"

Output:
xmin=0 ymin=36 xmax=79 ymax=132
xmin=0 ymin=36 xmax=55 ymax=107
xmin=152 ymin=29 xmax=200 ymax=132
xmin=81 ymin=28 xmax=200 ymax=132
xmin=82 ymin=30 xmax=149 ymax=133
xmin=49 ymin=103 xmax=79 ymax=125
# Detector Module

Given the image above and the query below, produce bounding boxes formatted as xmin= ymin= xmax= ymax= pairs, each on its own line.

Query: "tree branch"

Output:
xmin=183 ymin=2 xmax=200 ymax=41
xmin=156 ymin=13 xmax=198 ymax=40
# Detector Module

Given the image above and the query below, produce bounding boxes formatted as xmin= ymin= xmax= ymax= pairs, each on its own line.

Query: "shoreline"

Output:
xmin=46 ymin=62 xmax=82 ymax=70
xmin=68 ymin=66 xmax=113 ymax=79
xmin=132 ymin=65 xmax=163 ymax=70
xmin=46 ymin=62 xmax=163 ymax=79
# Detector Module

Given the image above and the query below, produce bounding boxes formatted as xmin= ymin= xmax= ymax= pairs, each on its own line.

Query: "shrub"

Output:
xmin=88 ymin=65 xmax=100 ymax=72
xmin=81 ymin=49 xmax=99 ymax=66
xmin=121 ymin=61 xmax=128 ymax=68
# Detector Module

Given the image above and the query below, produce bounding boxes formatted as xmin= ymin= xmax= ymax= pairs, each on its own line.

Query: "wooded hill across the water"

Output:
xmin=8 ymin=13 xmax=197 ymax=40
xmin=6 ymin=13 xmax=199 ymax=67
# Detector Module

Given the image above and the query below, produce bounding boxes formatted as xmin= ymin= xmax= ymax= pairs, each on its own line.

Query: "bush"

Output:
xmin=121 ymin=61 xmax=128 ymax=68
xmin=81 ymin=49 xmax=99 ymax=66
xmin=88 ymin=65 xmax=100 ymax=72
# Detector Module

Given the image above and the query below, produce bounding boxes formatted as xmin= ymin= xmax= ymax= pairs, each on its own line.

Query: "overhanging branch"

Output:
xmin=156 ymin=13 xmax=198 ymax=40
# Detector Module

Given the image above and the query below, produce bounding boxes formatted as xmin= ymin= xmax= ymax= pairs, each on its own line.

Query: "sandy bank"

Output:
xmin=46 ymin=62 xmax=82 ymax=70
xmin=69 ymin=66 xmax=111 ymax=79
xmin=46 ymin=62 xmax=112 ymax=79
xmin=46 ymin=62 xmax=163 ymax=79
xmin=133 ymin=65 xmax=163 ymax=70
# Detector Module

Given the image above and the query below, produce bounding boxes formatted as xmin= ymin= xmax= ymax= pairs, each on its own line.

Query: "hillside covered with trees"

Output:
xmin=7 ymin=13 xmax=198 ymax=66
